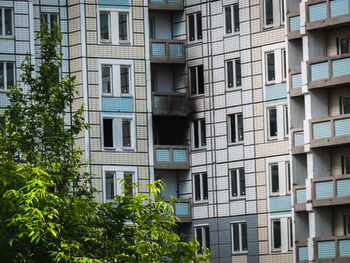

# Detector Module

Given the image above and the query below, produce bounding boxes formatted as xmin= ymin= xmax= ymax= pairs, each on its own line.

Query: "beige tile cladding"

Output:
xmin=231 ymin=255 xmax=247 ymax=263
xmin=260 ymin=254 xmax=293 ymax=263
xmin=87 ymin=45 xmax=144 ymax=59
xmin=92 ymin=152 xmax=149 ymax=166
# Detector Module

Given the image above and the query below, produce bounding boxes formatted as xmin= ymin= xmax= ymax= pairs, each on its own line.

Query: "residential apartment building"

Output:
xmin=2 ymin=0 xmax=350 ymax=262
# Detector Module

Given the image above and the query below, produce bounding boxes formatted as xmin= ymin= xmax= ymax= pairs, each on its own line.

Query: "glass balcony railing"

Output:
xmin=154 ymin=145 xmax=189 ymax=169
xmin=312 ymin=176 xmax=350 ymax=206
xmin=165 ymin=199 xmax=191 ymax=222
xmin=287 ymin=14 xmax=301 ymax=39
xmin=306 ymin=0 xmax=350 ymax=30
xmin=152 ymin=92 xmax=188 ymax=116
xmin=148 ymin=0 xmax=184 ymax=11
xmin=291 ymin=128 xmax=305 ymax=154
xmin=315 ymin=236 xmax=350 ymax=260
xmin=294 ymin=185 xmax=307 ymax=211
xmin=296 ymin=243 xmax=308 ymax=262
xmin=150 ymin=40 xmax=185 ymax=63
xmin=310 ymin=114 xmax=350 ymax=147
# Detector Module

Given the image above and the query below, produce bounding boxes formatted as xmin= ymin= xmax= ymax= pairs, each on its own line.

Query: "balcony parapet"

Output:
xmin=287 ymin=13 xmax=301 ymax=40
xmin=292 ymin=128 xmax=305 ymax=154
xmin=296 ymin=243 xmax=309 ymax=262
xmin=150 ymin=39 xmax=185 ymax=64
xmin=152 ymin=92 xmax=188 ymax=116
xmin=310 ymin=114 xmax=350 ymax=148
xmin=148 ymin=0 xmax=184 ymax=11
xmin=289 ymin=70 xmax=303 ymax=97
xmin=306 ymin=0 xmax=350 ymax=31
xmin=314 ymin=235 xmax=350 ymax=262
xmin=164 ymin=198 xmax=191 ymax=223
xmin=154 ymin=145 xmax=189 ymax=170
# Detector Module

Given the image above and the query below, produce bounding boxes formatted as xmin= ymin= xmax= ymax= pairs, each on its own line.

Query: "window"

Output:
xmin=190 ymin=65 xmax=204 ymax=95
xmin=0 ymin=62 xmax=14 ymax=90
xmin=344 ymin=215 xmax=350 ymax=235
xmin=272 ymin=219 xmax=281 ymax=250
xmin=40 ymin=13 xmax=58 ymax=30
xmin=122 ymin=119 xmax=131 ymax=147
xmin=120 ymin=66 xmax=130 ymax=94
xmin=268 ymin=108 xmax=277 ymax=139
xmin=341 ymin=96 xmax=350 ymax=114
xmin=225 ymin=4 xmax=240 ymax=34
xmin=280 ymin=0 xmax=285 ymax=23
xmin=286 ymin=162 xmax=291 ymax=194
xmin=188 ymin=13 xmax=202 ymax=42
xmin=229 ymin=113 xmax=244 ymax=143
xmin=282 ymin=49 xmax=287 ymax=81
xmin=195 ymin=226 xmax=210 ymax=252
xmin=0 ymin=8 xmax=12 ymax=36
xmin=231 ymin=222 xmax=247 ymax=253
xmin=194 ymin=173 xmax=208 ymax=201
xmin=270 ymin=164 xmax=279 ymax=194
xmin=227 ymin=59 xmax=241 ymax=88
xmin=266 ymin=52 xmax=275 ymax=83
xmin=231 ymin=168 xmax=245 ymax=197
xmin=104 ymin=171 xmax=134 ymax=202
xmin=338 ymin=36 xmax=349 ymax=55
xmin=284 ymin=106 xmax=289 ymax=136
xmin=265 ymin=0 xmax=273 ymax=26
xmin=102 ymin=65 xmax=112 ymax=94
xmin=288 ymin=218 xmax=293 ymax=250
xmin=102 ymin=118 xmax=134 ymax=150
xmin=193 ymin=119 xmax=206 ymax=148
xmin=99 ymin=10 xmax=130 ymax=44
xmin=343 ymin=156 xmax=350 ymax=175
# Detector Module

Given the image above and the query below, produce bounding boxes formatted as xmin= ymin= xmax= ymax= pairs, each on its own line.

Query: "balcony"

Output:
xmin=150 ymin=39 xmax=185 ymax=64
xmin=306 ymin=0 xmax=350 ymax=31
xmin=314 ymin=236 xmax=350 ymax=262
xmin=287 ymin=13 xmax=301 ymax=39
xmin=294 ymin=185 xmax=307 ymax=211
xmin=292 ymin=128 xmax=305 ymax=154
xmin=308 ymin=54 xmax=350 ymax=89
xmin=312 ymin=176 xmax=350 ymax=207
xmin=289 ymin=71 xmax=303 ymax=97
xmin=310 ymin=114 xmax=350 ymax=148
xmin=154 ymin=145 xmax=189 ymax=170
xmin=148 ymin=0 xmax=184 ymax=11
xmin=152 ymin=92 xmax=188 ymax=116
xmin=296 ymin=243 xmax=309 ymax=262
xmin=165 ymin=199 xmax=191 ymax=223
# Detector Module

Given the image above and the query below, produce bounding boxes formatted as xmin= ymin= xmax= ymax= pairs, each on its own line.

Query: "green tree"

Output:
xmin=0 ymin=22 xmax=210 ymax=262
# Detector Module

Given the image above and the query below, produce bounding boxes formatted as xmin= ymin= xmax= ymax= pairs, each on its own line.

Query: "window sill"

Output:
xmin=223 ymin=32 xmax=240 ymax=39
xmin=98 ymin=41 xmax=131 ymax=46
xmin=193 ymin=200 xmax=209 ymax=205
xmin=232 ymin=251 xmax=248 ymax=255
xmin=102 ymin=147 xmax=135 ymax=152
xmin=230 ymin=196 xmax=246 ymax=201
xmin=190 ymin=93 xmax=205 ymax=98
xmin=191 ymin=147 xmax=207 ymax=152
xmin=228 ymin=141 xmax=244 ymax=147
xmin=187 ymin=39 xmax=203 ymax=45
xmin=0 ymin=89 xmax=10 ymax=93
xmin=0 ymin=35 xmax=14 ymax=39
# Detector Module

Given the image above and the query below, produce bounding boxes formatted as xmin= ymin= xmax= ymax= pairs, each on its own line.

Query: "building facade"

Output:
xmin=2 ymin=0 xmax=350 ymax=262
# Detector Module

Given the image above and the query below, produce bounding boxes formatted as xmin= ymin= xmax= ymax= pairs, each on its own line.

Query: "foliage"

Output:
xmin=0 ymin=22 xmax=210 ymax=262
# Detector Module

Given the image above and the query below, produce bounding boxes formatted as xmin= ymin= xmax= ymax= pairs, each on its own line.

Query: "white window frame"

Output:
xmin=0 ymin=8 xmax=13 ymax=37
xmin=224 ymin=4 xmax=240 ymax=35
xmin=194 ymin=225 xmax=210 ymax=253
xmin=187 ymin=12 xmax=202 ymax=43
xmin=269 ymin=163 xmax=280 ymax=195
xmin=271 ymin=219 xmax=282 ymax=252
xmin=0 ymin=61 xmax=15 ymax=90
xmin=99 ymin=59 xmax=134 ymax=97
xmin=231 ymin=222 xmax=248 ymax=254
xmin=101 ymin=64 xmax=112 ymax=96
xmin=283 ymin=105 xmax=289 ymax=137
xmin=98 ymin=8 xmax=132 ymax=45
xmin=40 ymin=12 xmax=59 ymax=29
xmin=265 ymin=52 xmax=276 ymax=85
xmin=282 ymin=49 xmax=287 ymax=82
xmin=102 ymin=166 xmax=137 ymax=203
xmin=345 ymin=215 xmax=350 ymax=235
xmin=230 ymin=168 xmax=246 ymax=198
xmin=228 ymin=113 xmax=244 ymax=144
xmin=265 ymin=102 xmax=288 ymax=142
xmin=288 ymin=218 xmax=293 ymax=251
xmin=264 ymin=0 xmax=274 ymax=27
xmin=280 ymin=0 xmax=285 ymax=25
xmin=263 ymin=46 xmax=286 ymax=86
xmin=286 ymin=161 xmax=291 ymax=194
xmin=193 ymin=172 xmax=208 ymax=202
xmin=267 ymin=107 xmax=278 ymax=140
xmin=266 ymin=157 xmax=290 ymax=197
xmin=226 ymin=59 xmax=241 ymax=89
xmin=189 ymin=65 xmax=204 ymax=96
xmin=192 ymin=119 xmax=206 ymax=149
xmin=101 ymin=116 xmax=136 ymax=151
xmin=268 ymin=216 xmax=293 ymax=253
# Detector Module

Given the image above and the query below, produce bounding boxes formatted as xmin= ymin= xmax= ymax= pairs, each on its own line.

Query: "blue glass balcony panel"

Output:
xmin=155 ymin=149 xmax=170 ymax=162
xmin=334 ymin=117 xmax=350 ymax=136
xmin=294 ymin=131 xmax=304 ymax=146
xmin=169 ymin=43 xmax=183 ymax=57
xmin=330 ymin=0 xmax=349 ymax=17
xmin=313 ymin=121 xmax=331 ymax=139
xmin=154 ymin=95 xmax=168 ymax=109
xmin=339 ymin=239 xmax=350 ymax=257
xmin=175 ymin=202 xmax=189 ymax=216
xmin=296 ymin=189 xmax=306 ymax=203
xmin=152 ymin=43 xmax=166 ymax=56
xmin=337 ymin=179 xmax=350 ymax=197
xmin=292 ymin=73 xmax=302 ymax=89
xmin=309 ymin=2 xmax=327 ymax=22
xmin=299 ymin=246 xmax=308 ymax=261
xmin=332 ymin=57 xmax=350 ymax=77
xmin=290 ymin=16 xmax=300 ymax=31
xmin=172 ymin=149 xmax=187 ymax=162
xmin=318 ymin=241 xmax=336 ymax=258
xmin=315 ymin=181 xmax=334 ymax=199
xmin=311 ymin=61 xmax=329 ymax=80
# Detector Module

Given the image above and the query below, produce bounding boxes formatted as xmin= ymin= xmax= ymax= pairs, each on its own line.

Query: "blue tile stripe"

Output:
xmin=265 ymin=82 xmax=287 ymax=101
xmin=172 ymin=149 xmax=187 ymax=162
xmin=333 ymin=57 xmax=350 ymax=77
xmin=299 ymin=246 xmax=308 ymax=261
xmin=311 ymin=61 xmax=329 ymax=80
xmin=98 ymin=0 xmax=130 ymax=8
xmin=292 ymin=73 xmax=302 ymax=89
xmin=155 ymin=149 xmax=170 ymax=162
xmin=269 ymin=195 xmax=292 ymax=212
xmin=290 ymin=16 xmax=300 ymax=31
xmin=296 ymin=189 xmax=306 ymax=203
xmin=334 ymin=118 xmax=350 ymax=136
xmin=339 ymin=239 xmax=350 ymax=256
xmin=313 ymin=121 xmax=331 ymax=139
xmin=102 ymin=97 xmax=133 ymax=112
xmin=315 ymin=181 xmax=334 ymax=199
xmin=331 ymin=0 xmax=349 ymax=17
xmin=309 ymin=2 xmax=327 ymax=22
xmin=294 ymin=131 xmax=304 ymax=146
xmin=318 ymin=241 xmax=336 ymax=258
xmin=175 ymin=202 xmax=189 ymax=216
xmin=337 ymin=179 xmax=350 ymax=197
